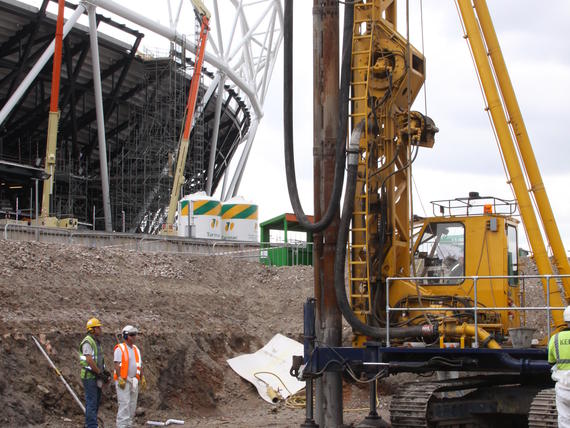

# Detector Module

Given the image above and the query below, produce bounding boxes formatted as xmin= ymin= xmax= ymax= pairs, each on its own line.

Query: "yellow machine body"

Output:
xmin=388 ymin=214 xmax=521 ymax=339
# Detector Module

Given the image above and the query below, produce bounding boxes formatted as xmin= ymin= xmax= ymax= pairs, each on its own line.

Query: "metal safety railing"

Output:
xmin=1 ymin=223 xmax=313 ymax=266
xmin=385 ymin=274 xmax=570 ymax=347
xmin=259 ymin=241 xmax=313 ymax=267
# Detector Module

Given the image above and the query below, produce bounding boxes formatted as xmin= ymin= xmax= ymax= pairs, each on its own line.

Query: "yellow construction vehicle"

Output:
xmin=285 ymin=0 xmax=567 ymax=426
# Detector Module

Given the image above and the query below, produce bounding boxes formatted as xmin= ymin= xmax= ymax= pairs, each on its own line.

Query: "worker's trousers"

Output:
xmin=83 ymin=378 xmax=101 ymax=428
xmin=553 ymin=368 xmax=570 ymax=428
xmin=557 ymin=381 xmax=570 ymax=428
xmin=116 ymin=378 xmax=138 ymax=428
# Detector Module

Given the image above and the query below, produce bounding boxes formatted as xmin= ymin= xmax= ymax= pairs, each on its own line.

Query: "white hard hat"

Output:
xmin=122 ymin=325 xmax=138 ymax=335
xmin=564 ymin=307 xmax=570 ymax=322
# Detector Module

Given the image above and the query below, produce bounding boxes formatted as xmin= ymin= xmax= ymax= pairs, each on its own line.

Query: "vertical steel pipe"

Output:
xmin=226 ymin=119 xmax=259 ymax=198
xmin=302 ymin=299 xmax=317 ymax=427
xmin=35 ymin=179 xmax=39 ymax=223
xmin=87 ymin=5 xmax=113 ymax=232
xmin=313 ymin=0 xmax=342 ymax=426
xmin=206 ymin=74 xmax=226 ymax=195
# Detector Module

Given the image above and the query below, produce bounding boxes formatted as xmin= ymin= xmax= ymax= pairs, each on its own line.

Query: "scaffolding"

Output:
xmin=113 ymin=49 xmax=188 ymax=233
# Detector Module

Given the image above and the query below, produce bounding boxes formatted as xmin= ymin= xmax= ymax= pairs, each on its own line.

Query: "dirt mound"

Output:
xmin=0 ymin=239 xmax=325 ymax=426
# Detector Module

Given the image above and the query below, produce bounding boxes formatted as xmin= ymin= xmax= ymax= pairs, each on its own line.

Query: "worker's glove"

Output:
xmin=102 ymin=370 xmax=112 ymax=384
xmin=118 ymin=377 xmax=127 ymax=389
xmin=140 ymin=376 xmax=147 ymax=391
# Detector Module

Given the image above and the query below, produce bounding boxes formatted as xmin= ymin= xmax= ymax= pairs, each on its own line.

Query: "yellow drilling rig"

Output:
xmin=285 ymin=1 xmax=568 ymax=426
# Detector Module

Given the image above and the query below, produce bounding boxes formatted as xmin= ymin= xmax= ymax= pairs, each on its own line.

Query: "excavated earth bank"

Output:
xmin=0 ymin=239 xmax=546 ymax=426
xmin=0 ymin=240 xmax=391 ymax=427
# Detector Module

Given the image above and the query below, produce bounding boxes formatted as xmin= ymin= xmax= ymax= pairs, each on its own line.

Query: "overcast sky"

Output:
xmin=34 ymin=0 xmax=570 ymax=249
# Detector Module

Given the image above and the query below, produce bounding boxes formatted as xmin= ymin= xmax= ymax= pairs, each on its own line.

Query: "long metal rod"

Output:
xmin=35 ymin=179 xmax=39 ymax=223
xmin=225 ymin=119 xmax=259 ymax=199
xmin=31 ymin=335 xmax=85 ymax=414
xmin=457 ymin=0 xmax=566 ymax=330
xmin=87 ymin=4 xmax=112 ymax=232
xmin=205 ymin=74 xmax=226 ymax=195
xmin=388 ymin=274 xmax=570 ymax=280
xmin=387 ymin=306 xmax=566 ymax=311
xmin=83 ymin=0 xmax=263 ymax=118
xmin=473 ymin=278 xmax=479 ymax=348
xmin=0 ymin=4 xmax=85 ymax=127
xmin=473 ymin=0 xmax=570 ymax=302
xmin=213 ymin=0 xmax=224 ymax=58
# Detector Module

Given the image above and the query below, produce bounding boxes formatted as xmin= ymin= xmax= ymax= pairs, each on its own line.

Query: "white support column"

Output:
xmin=205 ymin=74 xmax=226 ymax=196
xmin=87 ymin=4 xmax=112 ymax=232
xmin=225 ymin=118 xmax=259 ymax=199
xmin=220 ymin=157 xmax=230 ymax=200
xmin=0 ymin=4 xmax=86 ymax=127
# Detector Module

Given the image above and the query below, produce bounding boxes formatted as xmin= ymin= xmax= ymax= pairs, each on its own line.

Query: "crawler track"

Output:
xmin=389 ymin=381 xmax=440 ymax=427
xmin=528 ymin=388 xmax=557 ymax=427
xmin=390 ymin=376 xmax=551 ymax=428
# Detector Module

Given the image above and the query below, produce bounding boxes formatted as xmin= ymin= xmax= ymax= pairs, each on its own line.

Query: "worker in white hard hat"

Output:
xmin=79 ymin=318 xmax=110 ymax=428
xmin=549 ymin=306 xmax=570 ymax=427
xmin=114 ymin=325 xmax=146 ymax=428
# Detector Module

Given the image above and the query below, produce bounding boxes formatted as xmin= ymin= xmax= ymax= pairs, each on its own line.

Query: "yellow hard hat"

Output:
xmin=86 ymin=318 xmax=102 ymax=331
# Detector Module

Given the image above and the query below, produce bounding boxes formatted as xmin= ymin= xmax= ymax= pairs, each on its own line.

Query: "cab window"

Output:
xmin=414 ymin=222 xmax=465 ymax=284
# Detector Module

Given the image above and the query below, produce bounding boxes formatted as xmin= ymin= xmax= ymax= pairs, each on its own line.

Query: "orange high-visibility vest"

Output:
xmin=113 ymin=343 xmax=141 ymax=380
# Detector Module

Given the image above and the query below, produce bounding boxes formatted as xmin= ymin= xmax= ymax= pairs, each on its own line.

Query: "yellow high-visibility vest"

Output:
xmin=548 ymin=330 xmax=570 ymax=370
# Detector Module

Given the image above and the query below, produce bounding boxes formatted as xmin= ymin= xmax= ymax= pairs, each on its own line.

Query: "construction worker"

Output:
xmin=549 ymin=306 xmax=570 ymax=427
xmin=79 ymin=317 xmax=110 ymax=428
xmin=114 ymin=325 xmax=146 ymax=428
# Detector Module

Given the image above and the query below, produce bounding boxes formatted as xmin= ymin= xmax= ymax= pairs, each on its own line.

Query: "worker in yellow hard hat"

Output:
xmin=549 ymin=306 xmax=570 ymax=427
xmin=79 ymin=318 xmax=110 ymax=428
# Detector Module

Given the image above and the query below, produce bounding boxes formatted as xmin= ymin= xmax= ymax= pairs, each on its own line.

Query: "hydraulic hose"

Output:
xmin=498 ymin=353 xmax=551 ymax=375
xmin=334 ymin=123 xmax=434 ymax=340
xmin=283 ymin=0 xmax=353 ymax=233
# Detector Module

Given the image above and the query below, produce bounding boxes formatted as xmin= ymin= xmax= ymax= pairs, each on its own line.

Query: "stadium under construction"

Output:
xmin=0 ymin=0 xmax=282 ymax=232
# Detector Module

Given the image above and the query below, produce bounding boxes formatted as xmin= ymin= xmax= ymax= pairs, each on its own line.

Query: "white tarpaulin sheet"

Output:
xmin=227 ymin=333 xmax=305 ymax=403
